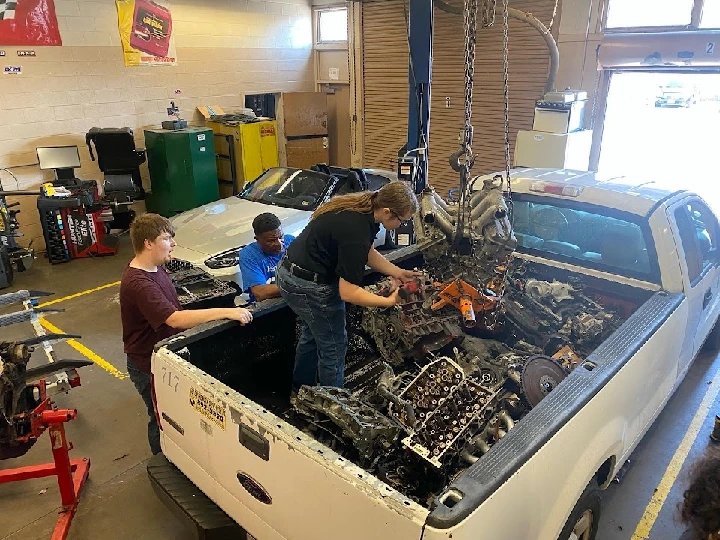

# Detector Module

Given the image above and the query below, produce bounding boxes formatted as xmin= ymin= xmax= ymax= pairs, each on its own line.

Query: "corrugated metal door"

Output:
xmin=362 ymin=0 xmax=410 ymax=174
xmin=362 ymin=0 xmax=555 ymax=197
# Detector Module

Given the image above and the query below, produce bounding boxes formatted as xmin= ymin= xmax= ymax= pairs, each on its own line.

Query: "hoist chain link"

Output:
xmin=461 ymin=0 xmax=479 ymax=160
xmin=481 ymin=0 xmax=496 ymax=28
xmin=501 ymin=0 xmax=511 ymax=198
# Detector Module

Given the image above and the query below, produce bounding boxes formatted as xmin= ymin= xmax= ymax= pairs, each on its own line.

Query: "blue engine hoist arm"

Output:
xmin=405 ymin=0 xmax=433 ymax=193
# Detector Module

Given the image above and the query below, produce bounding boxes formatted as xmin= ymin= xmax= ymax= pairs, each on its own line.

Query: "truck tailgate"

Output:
xmin=153 ymin=349 xmax=428 ymax=540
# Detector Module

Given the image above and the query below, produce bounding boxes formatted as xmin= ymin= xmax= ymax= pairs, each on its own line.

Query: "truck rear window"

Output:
xmin=512 ymin=196 xmax=658 ymax=282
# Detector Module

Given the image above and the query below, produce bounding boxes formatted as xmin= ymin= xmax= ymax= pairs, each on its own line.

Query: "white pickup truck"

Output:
xmin=149 ymin=168 xmax=720 ymax=540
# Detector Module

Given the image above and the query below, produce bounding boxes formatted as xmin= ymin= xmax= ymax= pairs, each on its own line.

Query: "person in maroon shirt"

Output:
xmin=120 ymin=213 xmax=253 ymax=454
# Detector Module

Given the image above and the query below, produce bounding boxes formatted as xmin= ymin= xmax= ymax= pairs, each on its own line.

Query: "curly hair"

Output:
xmin=678 ymin=446 xmax=720 ymax=539
xmin=252 ymin=212 xmax=281 ymax=236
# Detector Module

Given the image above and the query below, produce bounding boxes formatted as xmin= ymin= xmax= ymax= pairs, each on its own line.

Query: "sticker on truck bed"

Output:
xmin=189 ymin=387 xmax=226 ymax=431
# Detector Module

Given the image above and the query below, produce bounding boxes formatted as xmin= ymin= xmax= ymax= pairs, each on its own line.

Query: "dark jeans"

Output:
xmin=127 ymin=357 xmax=161 ymax=455
xmin=277 ymin=265 xmax=347 ymax=389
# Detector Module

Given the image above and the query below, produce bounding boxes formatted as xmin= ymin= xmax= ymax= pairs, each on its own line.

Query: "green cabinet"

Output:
xmin=144 ymin=127 xmax=220 ymax=217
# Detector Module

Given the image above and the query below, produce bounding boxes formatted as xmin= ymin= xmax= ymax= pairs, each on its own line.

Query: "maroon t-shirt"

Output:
xmin=120 ymin=265 xmax=182 ymax=373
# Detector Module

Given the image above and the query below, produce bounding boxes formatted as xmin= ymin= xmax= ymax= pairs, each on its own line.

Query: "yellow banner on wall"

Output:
xmin=116 ymin=0 xmax=177 ymax=67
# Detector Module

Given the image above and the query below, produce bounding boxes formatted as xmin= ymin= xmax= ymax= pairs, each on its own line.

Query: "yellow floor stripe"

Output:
xmin=632 ymin=371 xmax=720 ymax=539
xmin=39 ymin=318 xmax=128 ymax=380
xmin=38 ymin=281 xmax=121 ymax=308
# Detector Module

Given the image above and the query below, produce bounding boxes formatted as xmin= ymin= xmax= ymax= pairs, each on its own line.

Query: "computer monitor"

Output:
xmin=37 ymin=146 xmax=81 ymax=171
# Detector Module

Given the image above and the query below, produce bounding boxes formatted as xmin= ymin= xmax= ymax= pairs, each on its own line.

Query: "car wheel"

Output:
xmin=558 ymin=481 xmax=602 ymax=540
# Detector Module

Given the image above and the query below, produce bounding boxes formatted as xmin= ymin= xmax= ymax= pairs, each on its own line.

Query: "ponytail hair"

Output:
xmin=312 ymin=181 xmax=418 ymax=220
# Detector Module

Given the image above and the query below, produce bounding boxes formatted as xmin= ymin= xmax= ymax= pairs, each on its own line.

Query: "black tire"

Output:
xmin=703 ymin=317 xmax=720 ymax=351
xmin=558 ymin=481 xmax=602 ymax=540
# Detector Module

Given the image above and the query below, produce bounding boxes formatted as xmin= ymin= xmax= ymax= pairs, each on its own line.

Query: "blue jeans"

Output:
xmin=127 ymin=357 xmax=161 ymax=455
xmin=277 ymin=265 xmax=347 ymax=389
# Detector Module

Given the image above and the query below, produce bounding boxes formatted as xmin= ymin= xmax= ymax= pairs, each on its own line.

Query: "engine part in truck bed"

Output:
xmin=427 ymin=290 xmax=682 ymax=528
xmin=361 ymin=284 xmax=463 ymax=366
xmin=402 ymin=379 xmax=497 ymax=468
xmin=520 ymin=355 xmax=567 ymax=407
xmin=391 ymin=356 xmax=466 ymax=428
xmin=292 ymin=386 xmax=403 ymax=460
xmin=147 ymin=453 xmax=249 ymax=540
xmin=164 ymin=259 xmax=237 ymax=309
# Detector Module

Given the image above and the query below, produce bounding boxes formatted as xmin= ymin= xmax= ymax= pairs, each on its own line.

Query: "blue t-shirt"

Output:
xmin=239 ymin=234 xmax=295 ymax=301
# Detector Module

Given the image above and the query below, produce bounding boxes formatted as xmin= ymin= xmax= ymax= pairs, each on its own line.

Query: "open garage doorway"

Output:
xmin=598 ymin=71 xmax=720 ymax=207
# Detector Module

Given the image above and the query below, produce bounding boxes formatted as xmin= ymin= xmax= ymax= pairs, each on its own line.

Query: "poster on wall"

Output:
xmin=116 ymin=0 xmax=177 ymax=67
xmin=0 ymin=0 xmax=62 ymax=46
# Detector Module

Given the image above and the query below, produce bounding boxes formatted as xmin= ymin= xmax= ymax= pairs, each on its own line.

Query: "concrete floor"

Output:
xmin=1 ymin=235 xmax=719 ymax=540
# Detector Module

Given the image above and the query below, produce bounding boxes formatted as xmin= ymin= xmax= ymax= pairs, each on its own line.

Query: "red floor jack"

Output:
xmin=0 ymin=380 xmax=91 ymax=540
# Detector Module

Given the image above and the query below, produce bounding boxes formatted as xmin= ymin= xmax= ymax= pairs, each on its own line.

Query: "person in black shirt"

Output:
xmin=278 ymin=181 xmax=420 ymax=389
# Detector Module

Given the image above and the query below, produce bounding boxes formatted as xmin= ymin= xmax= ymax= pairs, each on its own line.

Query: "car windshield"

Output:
xmin=512 ymin=197 xmax=658 ymax=282
xmin=241 ymin=168 xmax=334 ymax=210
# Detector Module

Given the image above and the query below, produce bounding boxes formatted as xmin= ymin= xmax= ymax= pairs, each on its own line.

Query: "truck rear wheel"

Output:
xmin=558 ymin=481 xmax=601 ymax=540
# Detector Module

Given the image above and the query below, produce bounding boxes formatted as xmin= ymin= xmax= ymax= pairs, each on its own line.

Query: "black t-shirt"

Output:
xmin=286 ymin=210 xmax=380 ymax=286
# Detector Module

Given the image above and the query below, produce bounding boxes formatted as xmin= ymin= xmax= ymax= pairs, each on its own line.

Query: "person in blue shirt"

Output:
xmin=239 ymin=213 xmax=295 ymax=302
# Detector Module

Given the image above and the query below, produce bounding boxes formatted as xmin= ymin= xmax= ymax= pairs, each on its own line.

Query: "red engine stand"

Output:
xmin=0 ymin=407 xmax=91 ymax=540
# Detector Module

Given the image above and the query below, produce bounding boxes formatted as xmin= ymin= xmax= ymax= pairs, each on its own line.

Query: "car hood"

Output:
xmin=171 ymin=197 xmax=312 ymax=257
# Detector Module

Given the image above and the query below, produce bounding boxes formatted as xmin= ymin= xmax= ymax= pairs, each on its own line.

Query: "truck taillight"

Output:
xmin=150 ymin=374 xmax=163 ymax=431
xmin=530 ymin=181 xmax=583 ymax=197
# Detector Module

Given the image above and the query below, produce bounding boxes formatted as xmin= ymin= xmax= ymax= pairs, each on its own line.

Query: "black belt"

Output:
xmin=281 ymin=258 xmax=334 ymax=285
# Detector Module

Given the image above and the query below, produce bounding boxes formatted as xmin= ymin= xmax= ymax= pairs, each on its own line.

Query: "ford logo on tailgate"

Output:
xmin=236 ymin=472 xmax=272 ymax=505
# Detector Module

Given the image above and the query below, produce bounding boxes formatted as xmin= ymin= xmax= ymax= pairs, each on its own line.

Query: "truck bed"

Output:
xmin=156 ymin=259 xmax=655 ymax=511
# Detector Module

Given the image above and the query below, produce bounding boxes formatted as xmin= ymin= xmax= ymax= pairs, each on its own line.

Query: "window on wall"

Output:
xmin=605 ymin=0 xmax=695 ymax=28
xmin=317 ymin=8 xmax=348 ymax=43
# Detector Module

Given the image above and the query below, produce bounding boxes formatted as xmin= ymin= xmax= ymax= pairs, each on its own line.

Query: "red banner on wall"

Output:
xmin=0 ymin=0 xmax=62 ymax=46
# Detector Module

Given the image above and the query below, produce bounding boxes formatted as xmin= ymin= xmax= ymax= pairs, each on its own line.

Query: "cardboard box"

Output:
xmin=281 ymin=92 xmax=328 ymax=137
xmin=286 ymin=137 xmax=330 ymax=170
xmin=514 ymin=130 xmax=593 ymax=171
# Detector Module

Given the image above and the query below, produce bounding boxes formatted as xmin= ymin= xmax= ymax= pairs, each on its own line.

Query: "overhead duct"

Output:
xmin=433 ymin=1 xmax=559 ymax=93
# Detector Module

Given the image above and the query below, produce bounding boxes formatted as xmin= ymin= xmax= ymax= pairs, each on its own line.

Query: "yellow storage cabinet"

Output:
xmin=208 ymin=120 xmax=279 ymax=198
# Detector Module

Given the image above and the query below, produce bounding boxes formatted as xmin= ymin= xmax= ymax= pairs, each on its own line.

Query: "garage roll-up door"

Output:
xmin=362 ymin=0 xmax=555 ymax=196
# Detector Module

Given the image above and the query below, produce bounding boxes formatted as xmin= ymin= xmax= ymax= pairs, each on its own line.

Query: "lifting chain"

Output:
xmin=461 ymin=0 xmax=479 ymax=165
xmin=449 ymin=0 xmax=481 ymax=246
xmin=481 ymin=0 xmax=497 ymax=28
xmin=501 ymin=0 xmax=512 ymax=200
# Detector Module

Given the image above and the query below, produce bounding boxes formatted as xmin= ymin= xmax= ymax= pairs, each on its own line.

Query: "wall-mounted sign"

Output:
xmin=17 ymin=50 xmax=36 ymax=57
xmin=0 ymin=0 xmax=62 ymax=46
xmin=328 ymin=67 xmax=340 ymax=81
xmin=3 ymin=66 xmax=22 ymax=75
xmin=116 ymin=0 xmax=177 ymax=67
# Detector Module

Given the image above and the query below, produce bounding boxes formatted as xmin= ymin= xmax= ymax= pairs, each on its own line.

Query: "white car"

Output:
xmin=169 ymin=166 xmax=397 ymax=287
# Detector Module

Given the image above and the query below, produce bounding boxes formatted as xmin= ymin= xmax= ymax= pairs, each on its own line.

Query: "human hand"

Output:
xmin=394 ymin=269 xmax=423 ymax=283
xmin=384 ymin=288 xmax=402 ymax=307
xmin=229 ymin=308 xmax=253 ymax=325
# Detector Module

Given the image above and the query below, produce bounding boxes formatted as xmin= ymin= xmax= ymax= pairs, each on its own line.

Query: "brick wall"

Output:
xmin=0 ymin=0 xmax=313 ymax=250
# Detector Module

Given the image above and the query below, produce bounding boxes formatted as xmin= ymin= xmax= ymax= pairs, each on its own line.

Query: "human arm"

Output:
xmin=130 ymin=277 xmax=253 ymax=330
xmin=338 ymin=277 xmax=401 ymax=308
xmin=166 ymin=307 xmax=253 ymax=329
xmin=366 ymin=248 xmax=423 ymax=282
xmin=239 ymin=247 xmax=276 ymax=301
xmin=249 ymin=283 xmax=281 ymax=302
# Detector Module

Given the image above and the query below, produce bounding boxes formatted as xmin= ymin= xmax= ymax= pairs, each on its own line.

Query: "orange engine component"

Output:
xmin=431 ymin=279 xmax=499 ymax=328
